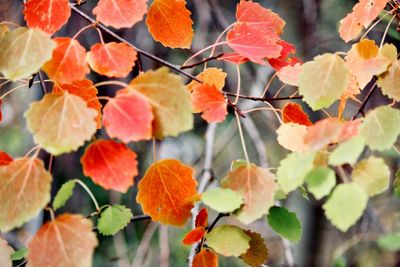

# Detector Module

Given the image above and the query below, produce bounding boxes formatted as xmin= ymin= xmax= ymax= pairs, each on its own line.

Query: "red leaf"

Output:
xmin=220 ymin=53 xmax=249 ymax=65
xmin=0 ymin=151 xmax=12 ymax=166
xmin=24 ymin=0 xmax=71 ymax=34
xmin=191 ymin=84 xmax=227 ymax=123
xmin=182 ymin=227 xmax=206 ymax=245
xmin=81 ymin=140 xmax=138 ymax=193
xmin=195 ymin=208 xmax=208 ymax=228
xmin=93 ymin=0 xmax=147 ymax=29
xmin=268 ymin=40 xmax=301 ymax=71
xmin=86 ymin=42 xmax=137 ymax=78
xmin=282 ymin=103 xmax=312 ymax=126
xmin=102 ymin=91 xmax=154 ymax=143
xmin=192 ymin=249 xmax=218 ymax=267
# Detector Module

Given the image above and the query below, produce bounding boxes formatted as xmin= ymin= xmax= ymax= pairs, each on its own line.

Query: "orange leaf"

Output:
xmin=53 ymin=79 xmax=102 ymax=128
xmin=93 ymin=0 xmax=147 ymax=29
xmin=303 ymin=118 xmax=344 ymax=151
xmin=0 ymin=150 xmax=12 ymax=166
xmin=195 ymin=208 xmax=208 ymax=228
xmin=24 ymin=0 xmax=71 ymax=34
xmin=192 ymin=249 xmax=218 ymax=267
xmin=187 ymin=68 xmax=227 ymax=92
xmin=81 ymin=140 xmax=138 ymax=193
xmin=27 ymin=214 xmax=98 ymax=267
xmin=43 ymin=37 xmax=89 ymax=84
xmin=86 ymin=42 xmax=137 ymax=78
xmin=102 ymin=91 xmax=154 ymax=142
xmin=182 ymin=227 xmax=206 ymax=245
xmin=191 ymin=84 xmax=228 ymax=123
xmin=136 ymin=159 xmax=199 ymax=227
xmin=146 ymin=0 xmax=193 ymax=49
xmin=282 ymin=103 xmax=312 ymax=126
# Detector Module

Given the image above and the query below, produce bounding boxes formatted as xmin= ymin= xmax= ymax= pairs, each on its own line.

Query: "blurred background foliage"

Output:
xmin=1 ymin=0 xmax=400 ymax=266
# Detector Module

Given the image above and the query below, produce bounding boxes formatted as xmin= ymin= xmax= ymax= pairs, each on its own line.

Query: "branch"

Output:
xmin=351 ymin=82 xmax=377 ymax=120
xmin=224 ymin=92 xmax=303 ymax=102
xmin=180 ymin=53 xmax=224 ymax=70
xmin=70 ymin=4 xmax=202 ymax=83
xmin=130 ymin=214 xmax=151 ymax=223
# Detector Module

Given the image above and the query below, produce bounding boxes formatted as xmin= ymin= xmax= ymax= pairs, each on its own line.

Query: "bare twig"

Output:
xmin=224 ymin=92 xmax=303 ymax=102
xmin=180 ymin=53 xmax=224 ymax=70
xmin=351 ymin=82 xmax=377 ymax=120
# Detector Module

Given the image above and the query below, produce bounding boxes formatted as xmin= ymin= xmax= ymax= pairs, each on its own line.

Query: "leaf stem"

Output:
xmin=235 ymin=111 xmax=250 ymax=163
xmin=74 ymin=179 xmax=101 ymax=212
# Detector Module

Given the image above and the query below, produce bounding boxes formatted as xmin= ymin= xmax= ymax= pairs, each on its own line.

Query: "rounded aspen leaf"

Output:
xmin=86 ymin=42 xmax=137 ymax=78
xmin=305 ymin=167 xmax=336 ymax=200
xmin=0 ymin=237 xmax=13 ymax=267
xmin=93 ymin=0 xmax=147 ymax=29
xmin=206 ymin=225 xmax=250 ymax=257
xmin=0 ymin=157 xmax=52 ymax=232
xmin=276 ymin=123 xmax=309 ymax=152
xmin=146 ymin=0 xmax=193 ymax=49
xmin=43 ymin=37 xmax=89 ymax=84
xmin=282 ymin=103 xmax=312 ymax=126
xmin=97 ymin=205 xmax=133 ymax=236
xmin=27 ymin=214 xmax=98 ymax=267
xmin=128 ymin=68 xmax=193 ymax=138
xmin=201 ymin=188 xmax=244 ymax=213
xmin=240 ymin=230 xmax=268 ymax=267
xmin=303 ymin=118 xmax=344 ymax=151
xmin=0 ymin=150 xmax=13 ymax=166
xmin=24 ymin=0 xmax=71 ymax=34
xmin=277 ymin=63 xmax=302 ymax=86
xmin=136 ymin=159 xmax=199 ymax=227
xmin=298 ymin=53 xmax=349 ymax=110
xmin=329 ymin=136 xmax=365 ymax=166
xmin=221 ymin=163 xmax=277 ymax=224
xmin=377 ymin=59 xmax=400 ymax=101
xmin=102 ymin=91 xmax=154 ymax=142
xmin=81 ymin=140 xmax=138 ymax=193
xmin=192 ymin=249 xmax=218 ymax=267
xmin=187 ymin=68 xmax=227 ymax=92
xmin=0 ymin=27 xmax=55 ymax=80
xmin=24 ymin=93 xmax=98 ymax=156
xmin=191 ymin=84 xmax=227 ymax=123
xmin=182 ymin=227 xmax=206 ymax=245
xmin=267 ymin=206 xmax=302 ymax=243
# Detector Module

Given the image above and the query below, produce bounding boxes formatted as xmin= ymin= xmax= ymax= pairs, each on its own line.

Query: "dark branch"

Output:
xmin=130 ymin=214 xmax=152 ymax=223
xmin=180 ymin=53 xmax=224 ymax=70
xmin=207 ymin=213 xmax=229 ymax=233
xmin=37 ymin=71 xmax=47 ymax=95
xmin=224 ymin=92 xmax=303 ymax=102
xmin=351 ymin=82 xmax=377 ymax=120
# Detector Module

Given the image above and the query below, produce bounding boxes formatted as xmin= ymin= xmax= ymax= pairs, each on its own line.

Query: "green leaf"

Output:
xmin=334 ymin=257 xmax=347 ymax=267
xmin=97 ymin=205 xmax=133 ymax=236
xmin=323 ymin=183 xmax=368 ymax=232
xmin=277 ymin=152 xmax=316 ymax=194
xmin=306 ymin=167 xmax=336 ymax=200
xmin=377 ymin=233 xmax=400 ymax=251
xmin=298 ymin=53 xmax=349 ymax=110
xmin=393 ymin=170 xmax=400 ymax=198
xmin=53 ymin=180 xmax=76 ymax=211
xmin=11 ymin=248 xmax=28 ymax=261
xmin=359 ymin=105 xmax=400 ymax=151
xmin=231 ymin=159 xmax=248 ymax=170
xmin=267 ymin=206 xmax=302 ymax=243
xmin=206 ymin=225 xmax=251 ymax=257
xmin=201 ymin=188 xmax=244 ymax=213
xmin=329 ymin=137 xmax=365 ymax=166
xmin=352 ymin=156 xmax=390 ymax=196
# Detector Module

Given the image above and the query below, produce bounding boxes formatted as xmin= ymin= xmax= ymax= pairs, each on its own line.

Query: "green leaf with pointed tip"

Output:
xmin=323 ymin=183 xmax=368 ymax=232
xmin=329 ymin=137 xmax=365 ymax=166
xmin=97 ymin=205 xmax=133 ymax=236
xmin=267 ymin=206 xmax=302 ymax=243
xmin=394 ymin=170 xmax=400 ymax=198
xmin=352 ymin=156 xmax=390 ymax=196
xmin=377 ymin=233 xmax=400 ymax=251
xmin=53 ymin=180 xmax=76 ymax=211
xmin=359 ymin=105 xmax=400 ymax=151
xmin=277 ymin=152 xmax=316 ymax=194
xmin=206 ymin=225 xmax=251 ymax=257
xmin=202 ymin=188 xmax=244 ymax=213
xmin=306 ymin=167 xmax=336 ymax=200
xmin=298 ymin=53 xmax=349 ymax=110
xmin=11 ymin=248 xmax=28 ymax=261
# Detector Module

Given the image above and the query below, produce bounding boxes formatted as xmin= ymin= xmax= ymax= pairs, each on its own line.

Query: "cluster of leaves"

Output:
xmin=0 ymin=0 xmax=400 ymax=266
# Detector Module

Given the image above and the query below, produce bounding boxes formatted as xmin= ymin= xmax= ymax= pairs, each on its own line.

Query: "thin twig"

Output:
xmin=351 ymin=82 xmax=377 ymax=120
xmin=224 ymin=92 xmax=303 ymax=102
xmin=180 ymin=53 xmax=224 ymax=70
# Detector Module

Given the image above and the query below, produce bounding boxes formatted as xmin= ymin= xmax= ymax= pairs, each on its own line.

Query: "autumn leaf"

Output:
xmin=0 ymin=150 xmax=12 ymax=166
xmin=81 ymin=140 xmax=138 ymax=193
xmin=303 ymin=118 xmax=344 ymax=151
xmin=102 ymin=91 xmax=154 ymax=142
xmin=268 ymin=40 xmax=300 ymax=71
xmin=282 ymin=103 xmax=312 ymax=126
xmin=25 ymin=93 xmax=98 ymax=156
xmin=136 ymin=159 xmax=199 ymax=227
xmin=27 ymin=214 xmax=98 ymax=267
xmin=220 ymin=53 xmax=249 ymax=65
xmin=0 ymin=237 xmax=13 ymax=267
xmin=221 ymin=162 xmax=277 ymax=224
xmin=192 ymin=249 xmax=218 ymax=267
xmin=195 ymin=208 xmax=208 ymax=228
xmin=0 ymin=157 xmax=52 ymax=232
xmin=128 ymin=68 xmax=193 ymax=138
xmin=146 ymin=0 xmax=193 ymax=48
xmin=86 ymin=42 xmax=137 ymax=78
xmin=93 ymin=0 xmax=147 ymax=29
xmin=240 ymin=230 xmax=268 ymax=267
xmin=182 ymin=227 xmax=206 ymax=245
xmin=0 ymin=27 xmax=55 ymax=80
xmin=187 ymin=68 xmax=227 ymax=92
xmin=191 ymin=84 xmax=228 ymax=123
xmin=277 ymin=63 xmax=302 ymax=86
xmin=377 ymin=45 xmax=400 ymax=100
xmin=43 ymin=37 xmax=89 ymax=84
xmin=24 ymin=0 xmax=71 ymax=34
xmin=53 ymin=79 xmax=102 ymax=128
xmin=206 ymin=225 xmax=250 ymax=257
xmin=276 ymin=123 xmax=309 ymax=152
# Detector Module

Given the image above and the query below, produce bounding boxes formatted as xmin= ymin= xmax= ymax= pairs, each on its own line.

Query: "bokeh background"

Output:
xmin=1 ymin=0 xmax=400 ymax=266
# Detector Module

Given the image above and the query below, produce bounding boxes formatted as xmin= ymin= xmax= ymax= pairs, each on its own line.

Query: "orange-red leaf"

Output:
xmin=43 ymin=37 xmax=89 ymax=84
xmin=187 ymin=68 xmax=227 ymax=92
xmin=53 ymin=80 xmax=102 ymax=128
xmin=282 ymin=103 xmax=312 ymax=126
xmin=220 ymin=53 xmax=249 ymax=65
xmin=304 ymin=118 xmax=344 ymax=151
xmin=182 ymin=227 xmax=206 ymax=245
xmin=102 ymin=91 xmax=154 ymax=142
xmin=195 ymin=208 xmax=208 ymax=228
xmin=192 ymin=249 xmax=218 ymax=267
xmin=27 ymin=214 xmax=98 ymax=267
xmin=81 ymin=140 xmax=138 ymax=193
xmin=24 ymin=0 xmax=71 ymax=34
xmin=86 ymin=42 xmax=137 ymax=78
xmin=268 ymin=40 xmax=301 ymax=71
xmin=136 ymin=159 xmax=199 ymax=227
xmin=191 ymin=84 xmax=227 ymax=123
xmin=93 ymin=0 xmax=147 ymax=29
xmin=146 ymin=0 xmax=193 ymax=49
xmin=0 ymin=151 xmax=12 ymax=166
